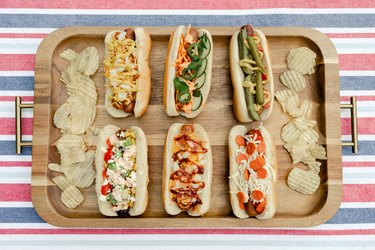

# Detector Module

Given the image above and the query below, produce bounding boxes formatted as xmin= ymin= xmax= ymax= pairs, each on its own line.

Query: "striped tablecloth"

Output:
xmin=1 ymin=1 xmax=375 ymax=249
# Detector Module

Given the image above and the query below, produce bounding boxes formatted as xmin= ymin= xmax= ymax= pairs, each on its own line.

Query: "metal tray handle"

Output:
xmin=341 ymin=96 xmax=358 ymax=153
xmin=15 ymin=97 xmax=33 ymax=154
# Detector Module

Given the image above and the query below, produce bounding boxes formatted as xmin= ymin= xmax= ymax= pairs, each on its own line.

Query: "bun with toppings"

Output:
xmin=164 ymin=25 xmax=213 ymax=118
xmin=228 ymin=125 xmax=277 ymax=219
xmin=104 ymin=28 xmax=151 ymax=118
xmin=162 ymin=123 xmax=213 ymax=216
xmin=95 ymin=124 xmax=149 ymax=216
xmin=230 ymin=25 xmax=274 ymax=122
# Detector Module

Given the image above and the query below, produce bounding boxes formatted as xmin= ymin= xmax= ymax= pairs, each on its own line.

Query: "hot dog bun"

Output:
xmin=163 ymin=25 xmax=213 ymax=118
xmin=104 ymin=28 xmax=151 ymax=118
xmin=228 ymin=125 xmax=277 ymax=219
xmin=230 ymin=29 xmax=274 ymax=122
xmin=95 ymin=124 xmax=149 ymax=216
xmin=162 ymin=123 xmax=213 ymax=216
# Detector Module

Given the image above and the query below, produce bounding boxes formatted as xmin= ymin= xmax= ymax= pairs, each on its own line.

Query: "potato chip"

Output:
xmin=60 ymin=49 xmax=77 ymax=62
xmin=299 ymin=129 xmax=319 ymax=144
xmin=292 ymin=100 xmax=313 ymax=118
xmin=303 ymin=158 xmax=322 ymax=174
xmin=280 ymin=70 xmax=306 ymax=93
xmin=48 ymin=163 xmax=64 ymax=173
xmin=310 ymin=144 xmax=327 ymax=160
xmin=275 ymin=89 xmax=299 ymax=113
xmin=287 ymin=47 xmax=317 ymax=75
xmin=76 ymin=47 xmax=99 ymax=76
xmin=293 ymin=117 xmax=317 ymax=131
xmin=52 ymin=175 xmax=71 ymax=191
xmin=61 ymin=185 xmax=85 ymax=208
xmin=287 ymin=167 xmax=320 ymax=194
xmin=56 ymin=133 xmax=86 ymax=166
xmin=90 ymin=126 xmax=101 ymax=136
xmin=281 ymin=121 xmax=303 ymax=142
xmin=64 ymin=150 xmax=96 ymax=188
xmin=289 ymin=140 xmax=311 ymax=164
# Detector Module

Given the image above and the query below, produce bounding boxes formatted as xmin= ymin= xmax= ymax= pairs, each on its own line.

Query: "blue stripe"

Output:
xmin=0 ymin=14 xmax=374 ymax=28
xmin=0 ymin=141 xmax=32 ymax=155
xmin=0 ymin=77 xmax=34 ymax=91
xmin=342 ymin=141 xmax=375 ymax=156
xmin=0 ymin=207 xmax=373 ymax=224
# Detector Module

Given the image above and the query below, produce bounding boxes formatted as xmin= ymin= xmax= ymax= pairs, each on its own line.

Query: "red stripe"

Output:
xmin=0 ymin=96 xmax=33 ymax=102
xmin=339 ymin=54 xmax=375 ymax=71
xmin=327 ymin=33 xmax=375 ymax=38
xmin=343 ymin=184 xmax=375 ymax=202
xmin=0 ymin=184 xmax=30 ymax=201
xmin=0 ymin=33 xmax=47 ymax=38
xmin=340 ymin=96 xmax=375 ymax=101
xmin=1 ymin=0 xmax=374 ymax=9
xmin=343 ymin=162 xmax=375 ymax=167
xmin=0 ymin=54 xmax=35 ymax=71
xmin=0 ymin=228 xmax=374 ymax=235
xmin=0 ymin=161 xmax=31 ymax=167
xmin=341 ymin=118 xmax=375 ymax=135
xmin=0 ymin=118 xmax=33 ymax=135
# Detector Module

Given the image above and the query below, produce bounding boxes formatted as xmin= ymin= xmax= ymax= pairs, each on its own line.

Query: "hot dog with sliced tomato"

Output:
xmin=164 ymin=25 xmax=213 ymax=118
xmin=228 ymin=125 xmax=277 ymax=219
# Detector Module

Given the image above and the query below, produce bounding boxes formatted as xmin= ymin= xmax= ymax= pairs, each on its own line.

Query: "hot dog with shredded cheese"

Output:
xmin=95 ymin=125 xmax=148 ymax=216
xmin=228 ymin=125 xmax=277 ymax=219
xmin=104 ymin=27 xmax=151 ymax=118
xmin=162 ymin=123 xmax=212 ymax=216
xmin=164 ymin=25 xmax=213 ymax=118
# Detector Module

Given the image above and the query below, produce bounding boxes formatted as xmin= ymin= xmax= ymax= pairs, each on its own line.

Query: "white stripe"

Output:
xmin=0 ymin=135 xmax=32 ymax=141
xmin=340 ymin=202 xmax=375 ymax=208
xmin=0 ymin=167 xmax=31 ymax=184
xmin=342 ymin=135 xmax=375 ymax=141
xmin=317 ymin=28 xmax=375 ymax=33
xmin=0 ymin=38 xmax=42 ymax=54
xmin=0 ymin=8 xmax=375 ymax=15
xmin=0 ymin=155 xmax=31 ymax=161
xmin=343 ymin=155 xmax=375 ymax=162
xmin=340 ymin=70 xmax=375 ymax=76
xmin=0 ymin=28 xmax=56 ymax=33
xmin=340 ymin=90 xmax=375 ymax=96
xmin=0 ymin=202 xmax=32 ymax=207
xmin=0 ymin=71 xmax=34 ymax=77
xmin=343 ymin=167 xmax=375 ymax=184
xmin=0 ymin=101 xmax=33 ymax=118
xmin=0 ymin=91 xmax=34 ymax=96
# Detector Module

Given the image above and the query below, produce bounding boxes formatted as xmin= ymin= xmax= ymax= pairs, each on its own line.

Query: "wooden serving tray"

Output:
xmin=32 ymin=26 xmax=342 ymax=228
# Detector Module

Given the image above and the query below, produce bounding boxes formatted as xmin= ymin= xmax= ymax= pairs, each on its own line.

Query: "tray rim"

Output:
xmin=31 ymin=26 xmax=342 ymax=228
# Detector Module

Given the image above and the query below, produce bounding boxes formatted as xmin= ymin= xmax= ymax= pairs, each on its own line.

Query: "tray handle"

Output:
xmin=15 ymin=97 xmax=33 ymax=154
xmin=341 ymin=96 xmax=358 ymax=153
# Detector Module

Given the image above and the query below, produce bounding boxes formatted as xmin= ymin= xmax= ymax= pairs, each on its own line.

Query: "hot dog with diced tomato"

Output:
xmin=228 ymin=125 xmax=277 ymax=219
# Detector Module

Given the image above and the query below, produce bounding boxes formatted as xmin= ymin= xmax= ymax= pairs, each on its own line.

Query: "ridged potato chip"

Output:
xmin=64 ymin=150 xmax=96 ymax=188
xmin=60 ymin=49 xmax=77 ymax=62
xmin=275 ymin=89 xmax=299 ymax=113
xmin=281 ymin=121 xmax=303 ymax=142
xmin=76 ymin=47 xmax=99 ymax=76
xmin=52 ymin=175 xmax=71 ymax=191
xmin=56 ymin=134 xmax=86 ymax=166
xmin=303 ymin=158 xmax=322 ymax=174
xmin=294 ymin=117 xmax=317 ymax=131
xmin=300 ymin=129 xmax=319 ymax=144
xmin=292 ymin=100 xmax=313 ymax=118
xmin=310 ymin=144 xmax=327 ymax=160
xmin=287 ymin=47 xmax=317 ymax=75
xmin=287 ymin=167 xmax=320 ymax=194
xmin=48 ymin=163 xmax=64 ymax=173
xmin=289 ymin=140 xmax=310 ymax=164
xmin=61 ymin=185 xmax=85 ymax=208
xmin=280 ymin=70 xmax=306 ymax=93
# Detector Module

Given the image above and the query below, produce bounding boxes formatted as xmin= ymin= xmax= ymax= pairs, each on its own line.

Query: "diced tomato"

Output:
xmin=237 ymin=192 xmax=246 ymax=210
xmin=236 ymin=135 xmax=246 ymax=146
xmin=261 ymin=73 xmax=267 ymax=81
xmin=101 ymin=183 xmax=112 ymax=195
xmin=244 ymin=169 xmax=250 ymax=180
xmin=250 ymin=156 xmax=265 ymax=170
xmin=248 ymin=130 xmax=263 ymax=142
xmin=257 ymin=142 xmax=266 ymax=154
xmin=256 ymin=200 xmax=267 ymax=214
xmin=251 ymin=190 xmax=264 ymax=201
xmin=263 ymin=102 xmax=271 ymax=109
xmin=236 ymin=154 xmax=248 ymax=164
xmin=257 ymin=167 xmax=268 ymax=179
xmin=246 ymin=142 xmax=256 ymax=155
xmin=104 ymin=147 xmax=113 ymax=162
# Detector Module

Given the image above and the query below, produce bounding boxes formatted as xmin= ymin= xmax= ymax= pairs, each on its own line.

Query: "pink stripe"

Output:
xmin=0 ymin=228 xmax=375 ymax=235
xmin=0 ymin=161 xmax=31 ymax=167
xmin=0 ymin=184 xmax=30 ymax=201
xmin=0 ymin=54 xmax=35 ymax=71
xmin=339 ymin=54 xmax=375 ymax=71
xmin=341 ymin=118 xmax=375 ymax=135
xmin=327 ymin=33 xmax=375 ymax=38
xmin=340 ymin=96 xmax=375 ymax=101
xmin=0 ymin=33 xmax=47 ymax=38
xmin=0 ymin=118 xmax=33 ymax=135
xmin=343 ymin=184 xmax=375 ymax=202
xmin=343 ymin=162 xmax=375 ymax=167
xmin=1 ymin=0 xmax=374 ymax=9
xmin=0 ymin=96 xmax=33 ymax=102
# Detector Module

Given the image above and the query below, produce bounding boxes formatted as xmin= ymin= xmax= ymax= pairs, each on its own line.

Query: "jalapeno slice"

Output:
xmin=187 ymin=43 xmax=202 ymax=61
xmin=177 ymin=91 xmax=191 ymax=104
xmin=182 ymin=68 xmax=198 ymax=81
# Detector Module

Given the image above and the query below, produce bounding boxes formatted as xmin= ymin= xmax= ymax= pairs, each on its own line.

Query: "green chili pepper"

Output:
xmin=238 ymin=29 xmax=252 ymax=75
xmin=177 ymin=91 xmax=191 ymax=104
xmin=174 ymin=77 xmax=189 ymax=92
xmin=255 ymin=70 xmax=264 ymax=105
xmin=246 ymin=35 xmax=266 ymax=73
xmin=244 ymin=87 xmax=260 ymax=121
xmin=187 ymin=43 xmax=202 ymax=61
xmin=182 ymin=67 xmax=198 ymax=81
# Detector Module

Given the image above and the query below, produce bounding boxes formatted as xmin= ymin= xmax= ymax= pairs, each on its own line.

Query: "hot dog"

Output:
xmin=230 ymin=25 xmax=274 ymax=122
xmin=228 ymin=125 xmax=277 ymax=219
xmin=162 ymin=123 xmax=213 ymax=216
xmin=103 ymin=27 xmax=151 ymax=118
xmin=95 ymin=125 xmax=148 ymax=216
xmin=164 ymin=25 xmax=213 ymax=118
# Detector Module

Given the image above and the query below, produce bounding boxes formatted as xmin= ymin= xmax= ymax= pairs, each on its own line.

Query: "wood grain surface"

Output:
xmin=32 ymin=26 xmax=342 ymax=228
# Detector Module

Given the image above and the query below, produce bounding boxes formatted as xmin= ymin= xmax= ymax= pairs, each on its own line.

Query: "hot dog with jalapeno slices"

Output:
xmin=228 ymin=125 xmax=277 ymax=219
xmin=162 ymin=123 xmax=213 ymax=216
xmin=164 ymin=25 xmax=213 ymax=118
xmin=230 ymin=25 xmax=274 ymax=122
xmin=95 ymin=125 xmax=148 ymax=216
xmin=104 ymin=28 xmax=151 ymax=118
